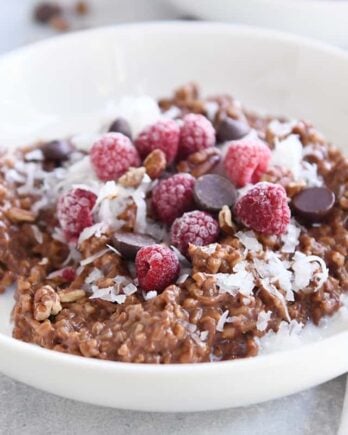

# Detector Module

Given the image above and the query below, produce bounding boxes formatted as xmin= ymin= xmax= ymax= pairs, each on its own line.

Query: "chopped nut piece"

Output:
xmin=58 ymin=289 xmax=86 ymax=303
xmin=339 ymin=191 xmax=348 ymax=210
xmin=144 ymin=149 xmax=167 ymax=179
xmin=286 ymin=181 xmax=306 ymax=198
xmin=218 ymin=205 xmax=237 ymax=235
xmin=34 ymin=285 xmax=62 ymax=321
xmin=174 ymin=82 xmax=199 ymax=102
xmin=5 ymin=207 xmax=36 ymax=223
xmin=177 ymin=148 xmax=221 ymax=178
xmin=50 ymin=16 xmax=70 ymax=32
xmin=74 ymin=1 xmax=89 ymax=15
xmin=118 ymin=167 xmax=146 ymax=188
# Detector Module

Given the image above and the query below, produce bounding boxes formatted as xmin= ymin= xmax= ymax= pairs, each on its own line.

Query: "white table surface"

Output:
xmin=0 ymin=1 xmax=346 ymax=434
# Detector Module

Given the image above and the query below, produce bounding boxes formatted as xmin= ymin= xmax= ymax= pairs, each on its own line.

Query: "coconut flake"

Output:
xmin=80 ymin=248 xmax=109 ymax=266
xmin=24 ymin=149 xmax=44 ymax=161
xmin=200 ymin=330 xmax=209 ymax=341
xmin=162 ymin=106 xmax=181 ymax=119
xmin=70 ymin=132 xmax=101 ymax=151
xmin=103 ymin=96 xmax=161 ymax=137
xmin=261 ymin=278 xmax=291 ymax=322
xmin=216 ymin=310 xmax=229 ymax=332
xmin=271 ymin=134 xmax=303 ymax=179
xmin=254 ymin=252 xmax=293 ymax=301
xmin=143 ymin=291 xmax=157 ymax=301
xmin=267 ymin=119 xmax=297 ymax=139
xmin=89 ymin=285 xmax=126 ymax=304
xmin=85 ymin=268 xmax=103 ymax=285
xmin=236 ymin=230 xmax=262 ymax=252
xmin=216 ymin=262 xmax=255 ymax=297
xmin=106 ymin=244 xmax=121 ymax=256
xmin=199 ymin=243 xmax=218 ymax=255
xmin=281 ymin=221 xmax=301 ymax=253
xmin=31 ymin=225 xmax=43 ymax=244
xmin=256 ymin=310 xmax=272 ymax=332
xmin=292 ymin=252 xmax=328 ymax=292
xmin=177 ymin=274 xmax=189 ymax=285
xmin=205 ymin=102 xmax=219 ymax=122
xmin=299 ymin=161 xmax=323 ymax=187
xmin=56 ymin=156 xmax=100 ymax=193
xmin=123 ymin=283 xmax=138 ymax=296
xmin=78 ymin=222 xmax=107 ymax=245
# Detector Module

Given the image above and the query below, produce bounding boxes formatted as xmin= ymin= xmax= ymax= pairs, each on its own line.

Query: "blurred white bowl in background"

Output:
xmin=168 ymin=0 xmax=348 ymax=47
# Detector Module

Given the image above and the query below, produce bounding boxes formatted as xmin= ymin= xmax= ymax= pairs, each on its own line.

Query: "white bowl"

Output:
xmin=0 ymin=22 xmax=348 ymax=412
xmin=169 ymin=0 xmax=348 ymax=48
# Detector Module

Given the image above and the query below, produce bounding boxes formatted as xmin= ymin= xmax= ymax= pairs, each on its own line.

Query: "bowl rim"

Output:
xmin=1 ymin=20 xmax=348 ymax=374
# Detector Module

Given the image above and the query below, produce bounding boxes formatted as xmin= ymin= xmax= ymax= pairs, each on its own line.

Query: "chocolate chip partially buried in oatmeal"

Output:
xmin=216 ymin=117 xmax=250 ymax=142
xmin=41 ymin=140 xmax=74 ymax=162
xmin=291 ymin=186 xmax=335 ymax=222
xmin=112 ymin=232 xmax=156 ymax=260
xmin=108 ymin=117 xmax=132 ymax=139
xmin=193 ymin=174 xmax=237 ymax=212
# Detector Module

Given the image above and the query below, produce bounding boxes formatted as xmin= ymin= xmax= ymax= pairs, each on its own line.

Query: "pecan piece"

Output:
xmin=118 ymin=167 xmax=146 ymax=188
xmin=34 ymin=285 xmax=62 ymax=321
xmin=5 ymin=207 xmax=36 ymax=223
xmin=144 ymin=149 xmax=167 ymax=179
xmin=218 ymin=205 xmax=237 ymax=235
xmin=177 ymin=148 xmax=221 ymax=178
xmin=58 ymin=289 xmax=86 ymax=303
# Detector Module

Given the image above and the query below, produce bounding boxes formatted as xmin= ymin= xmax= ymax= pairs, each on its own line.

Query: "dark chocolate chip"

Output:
xmin=33 ymin=2 xmax=62 ymax=23
xmin=193 ymin=174 xmax=237 ymax=212
xmin=112 ymin=232 xmax=156 ymax=260
xmin=108 ymin=118 xmax=132 ymax=139
xmin=291 ymin=186 xmax=335 ymax=223
xmin=216 ymin=117 xmax=250 ymax=142
xmin=41 ymin=140 xmax=74 ymax=162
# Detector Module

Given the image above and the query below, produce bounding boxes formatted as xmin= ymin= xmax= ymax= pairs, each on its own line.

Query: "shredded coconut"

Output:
xmin=216 ymin=310 xmax=229 ymax=332
xmin=85 ymin=268 xmax=103 ymax=285
xmin=80 ymin=248 xmax=109 ymax=266
xmin=143 ymin=291 xmax=157 ymax=301
xmin=267 ymin=119 xmax=297 ymax=139
xmin=177 ymin=274 xmax=189 ymax=285
xmin=299 ymin=161 xmax=323 ymax=187
xmin=271 ymin=134 xmax=303 ymax=179
xmin=236 ymin=230 xmax=262 ymax=252
xmin=200 ymin=330 xmax=209 ymax=341
xmin=78 ymin=222 xmax=107 ymax=245
xmin=24 ymin=149 xmax=44 ymax=161
xmin=281 ymin=221 xmax=301 ymax=253
xmin=216 ymin=263 xmax=255 ymax=297
xmin=292 ymin=252 xmax=328 ymax=292
xmin=89 ymin=285 xmax=126 ymax=304
xmin=123 ymin=283 xmax=138 ymax=296
xmin=261 ymin=278 xmax=291 ymax=322
xmin=256 ymin=310 xmax=272 ymax=332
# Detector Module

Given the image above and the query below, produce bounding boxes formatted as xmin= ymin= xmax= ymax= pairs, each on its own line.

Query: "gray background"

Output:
xmin=0 ymin=1 xmax=346 ymax=434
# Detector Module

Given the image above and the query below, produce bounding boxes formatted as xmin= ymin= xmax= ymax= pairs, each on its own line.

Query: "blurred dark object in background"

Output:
xmin=33 ymin=1 xmax=89 ymax=31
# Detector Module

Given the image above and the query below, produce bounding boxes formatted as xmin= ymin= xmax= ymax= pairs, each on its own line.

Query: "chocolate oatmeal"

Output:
xmin=0 ymin=84 xmax=347 ymax=363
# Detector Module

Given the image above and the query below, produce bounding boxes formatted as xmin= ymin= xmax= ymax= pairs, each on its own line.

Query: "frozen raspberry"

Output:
xmin=234 ymin=182 xmax=290 ymax=235
xmin=170 ymin=210 xmax=219 ymax=255
xmin=90 ymin=133 xmax=140 ymax=181
xmin=135 ymin=119 xmax=180 ymax=164
xmin=61 ymin=267 xmax=76 ymax=282
xmin=135 ymin=244 xmax=180 ymax=292
xmin=151 ymin=173 xmax=195 ymax=224
xmin=224 ymin=140 xmax=271 ymax=187
xmin=179 ymin=113 xmax=216 ymax=159
xmin=57 ymin=188 xmax=97 ymax=241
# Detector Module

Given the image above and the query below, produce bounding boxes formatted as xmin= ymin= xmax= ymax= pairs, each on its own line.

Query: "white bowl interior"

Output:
xmin=168 ymin=0 xmax=348 ymax=47
xmin=0 ymin=23 xmax=347 ymax=411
